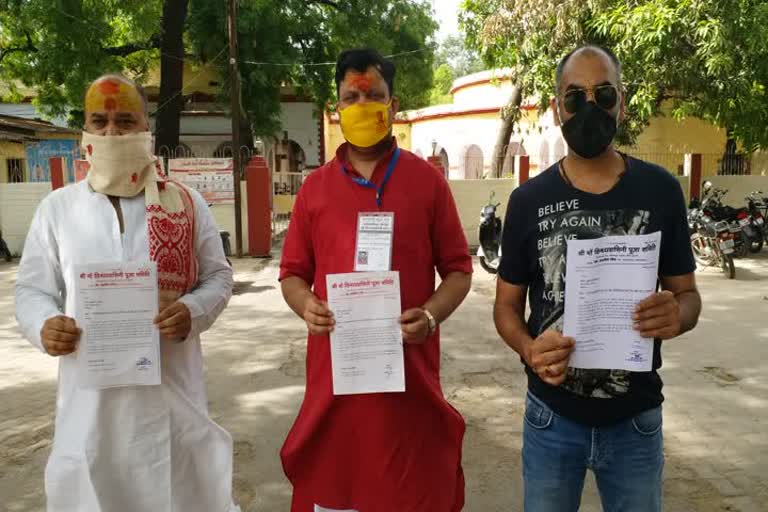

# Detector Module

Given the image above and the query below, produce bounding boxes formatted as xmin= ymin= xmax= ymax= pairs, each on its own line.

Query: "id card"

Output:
xmin=354 ymin=212 xmax=394 ymax=272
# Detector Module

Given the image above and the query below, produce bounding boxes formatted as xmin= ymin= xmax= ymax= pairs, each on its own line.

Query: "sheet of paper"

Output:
xmin=314 ymin=506 xmax=359 ymax=512
xmin=74 ymin=261 xmax=161 ymax=389
xmin=564 ymin=232 xmax=662 ymax=372
xmin=354 ymin=212 xmax=394 ymax=272
xmin=326 ymin=271 xmax=404 ymax=395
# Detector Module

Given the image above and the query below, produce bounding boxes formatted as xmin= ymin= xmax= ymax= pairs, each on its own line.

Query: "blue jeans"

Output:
xmin=523 ymin=392 xmax=664 ymax=512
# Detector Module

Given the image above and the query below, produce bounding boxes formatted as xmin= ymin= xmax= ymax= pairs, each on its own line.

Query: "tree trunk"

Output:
xmin=491 ymin=84 xmax=523 ymax=178
xmin=239 ymin=111 xmax=255 ymax=160
xmin=154 ymin=0 xmax=189 ymax=159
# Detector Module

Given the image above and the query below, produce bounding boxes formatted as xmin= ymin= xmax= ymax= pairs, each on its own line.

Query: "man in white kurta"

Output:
xmin=15 ymin=75 xmax=240 ymax=512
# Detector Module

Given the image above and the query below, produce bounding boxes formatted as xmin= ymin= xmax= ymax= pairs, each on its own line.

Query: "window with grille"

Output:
xmin=7 ymin=158 xmax=24 ymax=183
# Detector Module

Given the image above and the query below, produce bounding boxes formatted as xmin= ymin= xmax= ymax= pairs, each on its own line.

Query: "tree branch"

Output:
xmin=103 ymin=34 xmax=161 ymax=57
xmin=309 ymin=0 xmax=340 ymax=9
xmin=0 ymin=31 xmax=37 ymax=64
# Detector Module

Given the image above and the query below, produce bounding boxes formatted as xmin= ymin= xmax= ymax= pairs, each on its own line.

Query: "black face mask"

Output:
xmin=560 ymin=102 xmax=618 ymax=159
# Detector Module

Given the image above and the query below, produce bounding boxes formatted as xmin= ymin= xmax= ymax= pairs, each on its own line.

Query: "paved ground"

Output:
xmin=1 ymin=251 xmax=767 ymax=512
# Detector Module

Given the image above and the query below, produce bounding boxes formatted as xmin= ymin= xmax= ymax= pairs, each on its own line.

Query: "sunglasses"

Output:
xmin=561 ymin=85 xmax=619 ymax=114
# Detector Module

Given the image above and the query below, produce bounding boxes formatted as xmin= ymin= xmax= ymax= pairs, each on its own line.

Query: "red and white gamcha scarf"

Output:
xmin=83 ymin=131 xmax=198 ymax=300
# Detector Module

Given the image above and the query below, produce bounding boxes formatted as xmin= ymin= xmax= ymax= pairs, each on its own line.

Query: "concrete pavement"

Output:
xmin=1 ymin=252 xmax=766 ymax=511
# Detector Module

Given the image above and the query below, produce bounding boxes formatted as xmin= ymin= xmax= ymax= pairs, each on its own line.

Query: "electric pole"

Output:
xmin=227 ymin=0 xmax=243 ymax=257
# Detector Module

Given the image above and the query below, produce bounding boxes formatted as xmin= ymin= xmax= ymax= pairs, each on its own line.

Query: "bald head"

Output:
xmin=555 ymin=46 xmax=622 ymax=95
xmin=84 ymin=74 xmax=150 ymax=136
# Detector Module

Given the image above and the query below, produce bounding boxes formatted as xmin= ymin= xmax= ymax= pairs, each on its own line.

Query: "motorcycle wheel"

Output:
xmin=690 ymin=234 xmax=714 ymax=267
xmin=721 ymin=254 xmax=736 ymax=279
xmin=734 ymin=232 xmax=750 ymax=258
xmin=749 ymin=237 xmax=764 ymax=253
xmin=479 ymin=256 xmax=499 ymax=274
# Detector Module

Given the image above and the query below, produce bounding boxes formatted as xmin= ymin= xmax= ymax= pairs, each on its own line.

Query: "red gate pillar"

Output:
xmin=49 ymin=157 xmax=65 ymax=190
xmin=245 ymin=156 xmax=272 ymax=257
xmin=688 ymin=153 xmax=702 ymax=200
xmin=427 ymin=155 xmax=446 ymax=179
xmin=517 ymin=155 xmax=530 ymax=185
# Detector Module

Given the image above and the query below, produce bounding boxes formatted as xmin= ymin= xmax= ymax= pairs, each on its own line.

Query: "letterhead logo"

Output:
xmin=136 ymin=357 xmax=153 ymax=371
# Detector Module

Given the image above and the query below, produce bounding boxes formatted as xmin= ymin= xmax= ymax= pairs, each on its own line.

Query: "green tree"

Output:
xmin=1 ymin=0 xmax=438 ymax=150
xmin=429 ymin=63 xmax=455 ymax=105
xmin=461 ymin=0 xmax=768 ymax=175
xmin=0 ymin=0 xmax=191 ymax=152
xmin=427 ymin=34 xmax=484 ymax=106
xmin=0 ymin=0 xmax=162 ymax=118
xmin=435 ymin=34 xmax=484 ymax=78
xmin=589 ymin=0 xmax=768 ymax=152
xmin=189 ymin=0 xmax=438 ymax=144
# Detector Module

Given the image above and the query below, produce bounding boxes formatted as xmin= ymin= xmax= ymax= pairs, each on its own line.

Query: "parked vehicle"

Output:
xmin=208 ymin=204 xmax=232 ymax=266
xmin=0 ymin=230 xmax=11 ymax=262
xmin=688 ymin=210 xmax=736 ymax=279
xmin=698 ymin=182 xmax=755 ymax=256
xmin=745 ymin=190 xmax=767 ymax=242
xmin=477 ymin=192 xmax=502 ymax=274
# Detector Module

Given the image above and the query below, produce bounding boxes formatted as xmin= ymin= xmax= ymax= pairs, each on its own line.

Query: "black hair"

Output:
xmin=555 ymin=45 xmax=622 ymax=93
xmin=335 ymin=48 xmax=396 ymax=97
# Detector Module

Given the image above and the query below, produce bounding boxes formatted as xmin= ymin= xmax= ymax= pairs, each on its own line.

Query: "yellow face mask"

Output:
xmin=339 ymin=101 xmax=391 ymax=148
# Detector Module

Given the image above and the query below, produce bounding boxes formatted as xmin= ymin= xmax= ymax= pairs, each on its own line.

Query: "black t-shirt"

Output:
xmin=499 ymin=156 xmax=696 ymax=426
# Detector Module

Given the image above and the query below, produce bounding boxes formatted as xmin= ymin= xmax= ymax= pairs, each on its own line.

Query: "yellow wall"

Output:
xmin=0 ymin=141 xmax=26 ymax=183
xmin=143 ymin=62 xmax=221 ymax=96
xmin=274 ymin=194 xmax=296 ymax=215
xmin=752 ymin=151 xmax=768 ymax=175
xmin=394 ymin=123 xmax=412 ymax=151
xmin=36 ymin=132 xmax=80 ymax=141
xmin=620 ymin=112 xmax=727 ymax=176
xmin=449 ymin=178 xmax=517 ymax=247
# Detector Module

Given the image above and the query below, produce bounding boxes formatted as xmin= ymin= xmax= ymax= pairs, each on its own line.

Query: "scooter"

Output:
xmin=0 ymin=230 xmax=11 ymax=262
xmin=477 ymin=191 xmax=502 ymax=274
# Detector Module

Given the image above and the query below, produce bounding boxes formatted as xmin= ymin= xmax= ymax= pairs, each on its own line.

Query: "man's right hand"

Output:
xmin=302 ymin=295 xmax=335 ymax=335
xmin=524 ymin=330 xmax=575 ymax=386
xmin=40 ymin=316 xmax=81 ymax=357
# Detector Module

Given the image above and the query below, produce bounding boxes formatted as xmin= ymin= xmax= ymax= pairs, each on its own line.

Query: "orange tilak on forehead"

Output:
xmin=85 ymin=79 xmax=143 ymax=114
xmin=344 ymin=69 xmax=384 ymax=93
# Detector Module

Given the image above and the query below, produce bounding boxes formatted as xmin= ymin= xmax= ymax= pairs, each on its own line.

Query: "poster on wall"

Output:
xmin=168 ymin=158 xmax=234 ymax=204
xmin=25 ymin=140 xmax=80 ymax=183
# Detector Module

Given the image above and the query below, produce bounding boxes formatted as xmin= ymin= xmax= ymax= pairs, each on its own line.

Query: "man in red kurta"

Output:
xmin=279 ymin=48 xmax=473 ymax=512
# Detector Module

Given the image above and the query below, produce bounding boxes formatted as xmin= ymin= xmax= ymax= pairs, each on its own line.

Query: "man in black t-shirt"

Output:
xmin=494 ymin=45 xmax=701 ymax=512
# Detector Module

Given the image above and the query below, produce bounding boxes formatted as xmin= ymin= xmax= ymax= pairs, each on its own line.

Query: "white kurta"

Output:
xmin=15 ymin=180 xmax=240 ymax=512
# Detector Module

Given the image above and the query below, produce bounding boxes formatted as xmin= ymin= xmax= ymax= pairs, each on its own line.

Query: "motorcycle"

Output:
xmin=699 ymin=182 xmax=755 ymax=256
xmin=688 ymin=209 xmax=736 ymax=279
xmin=0 ymin=230 xmax=11 ymax=262
xmin=745 ymin=190 xmax=768 ymax=243
xmin=477 ymin=191 xmax=502 ymax=274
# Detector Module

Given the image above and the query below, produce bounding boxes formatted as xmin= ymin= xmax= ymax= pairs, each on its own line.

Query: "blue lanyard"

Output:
xmin=341 ymin=147 xmax=401 ymax=207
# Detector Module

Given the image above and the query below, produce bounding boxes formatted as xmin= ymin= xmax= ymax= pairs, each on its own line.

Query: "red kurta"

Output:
xmin=279 ymin=140 xmax=472 ymax=511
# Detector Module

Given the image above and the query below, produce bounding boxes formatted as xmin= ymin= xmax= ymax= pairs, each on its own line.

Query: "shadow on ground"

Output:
xmin=1 ymin=253 xmax=767 ymax=511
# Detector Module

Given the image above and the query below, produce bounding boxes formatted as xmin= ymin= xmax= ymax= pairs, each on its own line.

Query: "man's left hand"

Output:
xmin=400 ymin=308 xmax=430 ymax=344
xmin=633 ymin=291 xmax=681 ymax=340
xmin=154 ymin=301 xmax=192 ymax=341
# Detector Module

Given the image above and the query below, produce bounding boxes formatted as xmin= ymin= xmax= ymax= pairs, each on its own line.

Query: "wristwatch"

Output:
xmin=423 ymin=308 xmax=438 ymax=336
